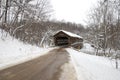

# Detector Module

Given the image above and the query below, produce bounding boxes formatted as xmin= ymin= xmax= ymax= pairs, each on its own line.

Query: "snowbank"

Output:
xmin=0 ymin=29 xmax=52 ymax=70
xmin=67 ymin=48 xmax=120 ymax=80
xmin=80 ymin=43 xmax=95 ymax=54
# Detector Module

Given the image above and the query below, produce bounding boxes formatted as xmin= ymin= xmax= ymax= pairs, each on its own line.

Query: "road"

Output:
xmin=0 ymin=48 xmax=77 ymax=80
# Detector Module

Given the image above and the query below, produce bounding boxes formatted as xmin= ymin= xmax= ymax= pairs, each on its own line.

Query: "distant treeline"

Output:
xmin=0 ymin=20 xmax=87 ymax=46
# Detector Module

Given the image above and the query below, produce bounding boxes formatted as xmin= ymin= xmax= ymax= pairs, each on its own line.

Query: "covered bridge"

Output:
xmin=53 ymin=30 xmax=83 ymax=49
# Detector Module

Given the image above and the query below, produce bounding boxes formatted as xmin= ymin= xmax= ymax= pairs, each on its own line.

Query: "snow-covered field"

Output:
xmin=0 ymin=29 xmax=52 ymax=70
xmin=67 ymin=48 xmax=120 ymax=80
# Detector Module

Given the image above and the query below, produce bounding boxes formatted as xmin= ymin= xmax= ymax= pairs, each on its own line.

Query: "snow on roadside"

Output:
xmin=80 ymin=43 xmax=95 ymax=54
xmin=0 ymin=29 xmax=53 ymax=70
xmin=66 ymin=48 xmax=120 ymax=80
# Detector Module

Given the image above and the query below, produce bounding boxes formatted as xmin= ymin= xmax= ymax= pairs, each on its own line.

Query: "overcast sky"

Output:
xmin=51 ymin=0 xmax=97 ymax=25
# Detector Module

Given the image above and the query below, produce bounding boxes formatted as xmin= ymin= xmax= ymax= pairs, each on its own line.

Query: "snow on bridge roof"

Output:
xmin=54 ymin=30 xmax=83 ymax=39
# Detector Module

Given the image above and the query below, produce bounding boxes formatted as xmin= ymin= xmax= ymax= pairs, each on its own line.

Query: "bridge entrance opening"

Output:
xmin=56 ymin=37 xmax=69 ymax=46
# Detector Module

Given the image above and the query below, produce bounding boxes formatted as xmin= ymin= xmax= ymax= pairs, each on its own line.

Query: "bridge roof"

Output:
xmin=54 ymin=30 xmax=83 ymax=39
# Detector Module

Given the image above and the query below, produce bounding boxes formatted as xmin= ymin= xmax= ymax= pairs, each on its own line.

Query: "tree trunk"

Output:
xmin=4 ymin=0 xmax=9 ymax=23
xmin=115 ymin=54 xmax=118 ymax=69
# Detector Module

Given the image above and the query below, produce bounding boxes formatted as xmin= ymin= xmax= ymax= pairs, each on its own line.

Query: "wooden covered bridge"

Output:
xmin=53 ymin=30 xmax=83 ymax=49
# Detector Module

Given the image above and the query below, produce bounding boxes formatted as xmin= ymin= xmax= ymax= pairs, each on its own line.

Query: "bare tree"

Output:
xmin=87 ymin=0 xmax=120 ymax=68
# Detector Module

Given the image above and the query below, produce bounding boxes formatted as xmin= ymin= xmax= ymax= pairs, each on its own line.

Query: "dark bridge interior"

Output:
xmin=56 ymin=37 xmax=69 ymax=46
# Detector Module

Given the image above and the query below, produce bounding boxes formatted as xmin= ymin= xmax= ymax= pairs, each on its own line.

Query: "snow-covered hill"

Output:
xmin=67 ymin=48 xmax=120 ymax=80
xmin=0 ymin=29 xmax=52 ymax=70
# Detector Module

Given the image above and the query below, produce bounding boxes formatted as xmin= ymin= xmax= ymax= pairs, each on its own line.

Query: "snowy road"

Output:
xmin=0 ymin=48 xmax=77 ymax=80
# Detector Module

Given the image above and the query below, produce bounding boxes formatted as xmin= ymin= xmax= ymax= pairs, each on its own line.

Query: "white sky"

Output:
xmin=51 ymin=0 xmax=97 ymax=25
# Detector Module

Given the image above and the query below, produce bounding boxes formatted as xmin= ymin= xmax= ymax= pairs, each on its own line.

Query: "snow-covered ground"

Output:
xmin=0 ymin=29 xmax=52 ymax=70
xmin=67 ymin=48 xmax=120 ymax=80
xmin=80 ymin=43 xmax=95 ymax=55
